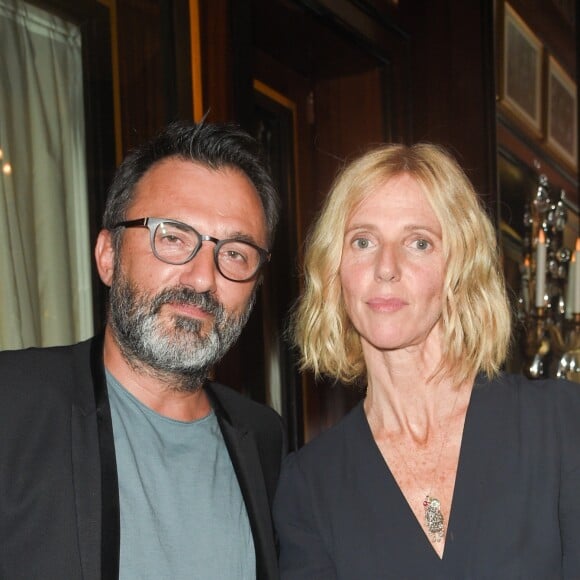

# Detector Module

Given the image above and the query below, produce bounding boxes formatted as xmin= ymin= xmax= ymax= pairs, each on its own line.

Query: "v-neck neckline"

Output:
xmin=356 ymin=378 xmax=491 ymax=565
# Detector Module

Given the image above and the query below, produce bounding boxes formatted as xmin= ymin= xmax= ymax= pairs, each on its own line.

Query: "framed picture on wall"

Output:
xmin=499 ymin=3 xmax=543 ymax=137
xmin=545 ymin=56 xmax=577 ymax=171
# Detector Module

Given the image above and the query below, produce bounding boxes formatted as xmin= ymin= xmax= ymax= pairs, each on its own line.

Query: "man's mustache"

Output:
xmin=149 ymin=287 xmax=224 ymax=318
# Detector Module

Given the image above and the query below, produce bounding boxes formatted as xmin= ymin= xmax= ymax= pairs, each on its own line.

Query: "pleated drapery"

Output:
xmin=0 ymin=0 xmax=93 ymax=349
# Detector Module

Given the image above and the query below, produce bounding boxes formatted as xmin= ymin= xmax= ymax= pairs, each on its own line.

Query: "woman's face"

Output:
xmin=339 ymin=173 xmax=446 ymax=355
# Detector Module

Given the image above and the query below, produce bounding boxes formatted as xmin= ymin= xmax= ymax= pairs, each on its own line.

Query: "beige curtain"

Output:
xmin=0 ymin=0 xmax=93 ymax=350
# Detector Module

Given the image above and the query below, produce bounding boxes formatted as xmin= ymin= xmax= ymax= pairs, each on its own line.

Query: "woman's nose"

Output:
xmin=374 ymin=245 xmax=401 ymax=282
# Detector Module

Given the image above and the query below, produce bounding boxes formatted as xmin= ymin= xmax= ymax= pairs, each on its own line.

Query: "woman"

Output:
xmin=273 ymin=143 xmax=580 ymax=578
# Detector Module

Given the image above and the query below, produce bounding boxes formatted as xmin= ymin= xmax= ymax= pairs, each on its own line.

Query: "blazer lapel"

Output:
xmin=215 ymin=413 xmax=279 ymax=580
xmin=68 ymin=336 xmax=120 ymax=580
xmin=90 ymin=336 xmax=121 ymax=580
xmin=71 ymin=403 xmax=102 ymax=580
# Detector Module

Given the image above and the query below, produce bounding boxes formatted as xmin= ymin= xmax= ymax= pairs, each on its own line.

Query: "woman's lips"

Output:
xmin=366 ymin=297 xmax=408 ymax=312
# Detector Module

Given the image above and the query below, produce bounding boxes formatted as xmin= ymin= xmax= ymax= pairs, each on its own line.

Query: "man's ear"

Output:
xmin=95 ymin=229 xmax=116 ymax=287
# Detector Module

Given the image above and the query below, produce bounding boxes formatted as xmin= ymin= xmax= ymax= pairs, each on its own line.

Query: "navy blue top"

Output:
xmin=273 ymin=374 xmax=580 ymax=579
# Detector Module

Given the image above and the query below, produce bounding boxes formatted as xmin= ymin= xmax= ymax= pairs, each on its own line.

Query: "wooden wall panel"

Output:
xmin=397 ymin=0 xmax=497 ymax=204
xmin=198 ymin=0 xmax=235 ymax=122
xmin=116 ymin=0 xmax=165 ymax=149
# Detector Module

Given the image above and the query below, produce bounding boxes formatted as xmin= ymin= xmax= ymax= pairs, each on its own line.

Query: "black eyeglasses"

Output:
xmin=112 ymin=217 xmax=270 ymax=282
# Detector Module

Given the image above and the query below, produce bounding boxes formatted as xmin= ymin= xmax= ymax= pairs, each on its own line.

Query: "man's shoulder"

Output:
xmin=0 ymin=338 xmax=95 ymax=397
xmin=206 ymin=381 xmax=283 ymax=429
xmin=0 ymin=337 xmax=93 ymax=367
xmin=205 ymin=381 xmax=285 ymax=447
xmin=206 ymin=382 xmax=286 ymax=473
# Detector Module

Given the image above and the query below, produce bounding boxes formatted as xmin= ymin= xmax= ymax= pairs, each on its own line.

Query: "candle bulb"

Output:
xmin=522 ymin=256 xmax=530 ymax=311
xmin=566 ymin=251 xmax=576 ymax=319
xmin=535 ymin=229 xmax=547 ymax=308
xmin=574 ymin=238 xmax=580 ymax=314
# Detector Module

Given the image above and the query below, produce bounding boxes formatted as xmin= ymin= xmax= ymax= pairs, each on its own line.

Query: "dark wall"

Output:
xmin=27 ymin=0 xmax=577 ymax=442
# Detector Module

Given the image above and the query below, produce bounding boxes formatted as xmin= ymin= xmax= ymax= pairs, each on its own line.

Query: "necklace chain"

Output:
xmin=384 ymin=388 xmax=462 ymax=544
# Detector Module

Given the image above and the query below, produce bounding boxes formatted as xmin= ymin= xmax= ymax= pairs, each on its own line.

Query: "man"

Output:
xmin=0 ymin=121 xmax=285 ymax=579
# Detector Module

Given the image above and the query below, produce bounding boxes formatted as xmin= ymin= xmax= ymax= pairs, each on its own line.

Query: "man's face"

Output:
xmin=97 ymin=158 xmax=268 ymax=388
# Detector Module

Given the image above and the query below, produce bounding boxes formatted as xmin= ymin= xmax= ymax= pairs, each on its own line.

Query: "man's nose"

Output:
xmin=178 ymin=242 xmax=218 ymax=294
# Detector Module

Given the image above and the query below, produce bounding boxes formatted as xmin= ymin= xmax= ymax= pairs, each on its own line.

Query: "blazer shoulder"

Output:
xmin=0 ymin=337 xmax=92 ymax=374
xmin=0 ymin=338 xmax=96 ymax=404
xmin=482 ymin=372 xmax=580 ymax=406
xmin=206 ymin=381 xmax=284 ymax=436
xmin=290 ymin=401 xmax=365 ymax=469
xmin=476 ymin=373 xmax=580 ymax=441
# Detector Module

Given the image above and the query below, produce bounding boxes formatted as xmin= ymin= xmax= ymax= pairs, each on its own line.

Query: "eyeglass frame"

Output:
xmin=111 ymin=217 xmax=271 ymax=283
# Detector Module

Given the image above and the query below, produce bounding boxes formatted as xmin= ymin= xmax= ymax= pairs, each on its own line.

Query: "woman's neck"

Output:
xmin=363 ymin=351 xmax=473 ymax=441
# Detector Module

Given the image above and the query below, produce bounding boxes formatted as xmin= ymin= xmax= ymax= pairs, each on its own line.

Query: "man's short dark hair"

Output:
xmin=102 ymin=120 xmax=280 ymax=249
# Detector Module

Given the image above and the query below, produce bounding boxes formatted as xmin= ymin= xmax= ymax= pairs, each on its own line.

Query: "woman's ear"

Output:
xmin=95 ymin=229 xmax=115 ymax=287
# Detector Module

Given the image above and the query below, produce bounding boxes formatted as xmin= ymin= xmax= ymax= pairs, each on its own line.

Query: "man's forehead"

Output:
xmin=131 ymin=159 xmax=259 ymax=201
xmin=128 ymin=158 xmax=267 ymax=243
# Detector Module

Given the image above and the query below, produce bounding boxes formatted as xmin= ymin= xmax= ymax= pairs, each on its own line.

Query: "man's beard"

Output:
xmin=108 ymin=270 xmax=255 ymax=391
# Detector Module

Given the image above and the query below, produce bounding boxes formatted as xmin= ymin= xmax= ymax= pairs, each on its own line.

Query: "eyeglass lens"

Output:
xmin=153 ymin=221 xmax=262 ymax=281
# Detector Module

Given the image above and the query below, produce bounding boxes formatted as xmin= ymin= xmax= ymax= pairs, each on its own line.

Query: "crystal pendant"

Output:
xmin=424 ymin=495 xmax=445 ymax=542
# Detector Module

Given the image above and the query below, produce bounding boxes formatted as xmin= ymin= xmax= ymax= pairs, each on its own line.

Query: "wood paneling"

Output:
xmin=29 ymin=0 xmax=576 ymax=441
xmin=116 ymin=0 xmax=165 ymax=148
xmin=198 ymin=0 xmax=235 ymax=122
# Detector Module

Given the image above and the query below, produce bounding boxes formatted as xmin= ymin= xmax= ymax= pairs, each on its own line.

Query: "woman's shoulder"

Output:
xmin=477 ymin=372 xmax=580 ymax=420
xmin=480 ymin=371 xmax=579 ymax=395
xmin=284 ymin=401 xmax=367 ymax=472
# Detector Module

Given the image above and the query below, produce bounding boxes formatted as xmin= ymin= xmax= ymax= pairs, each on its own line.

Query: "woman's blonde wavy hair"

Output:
xmin=292 ymin=143 xmax=512 ymax=386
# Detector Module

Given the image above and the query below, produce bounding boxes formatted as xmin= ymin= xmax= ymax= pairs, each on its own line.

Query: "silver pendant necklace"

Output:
xmin=382 ymin=387 xmax=462 ymax=545
xmin=423 ymin=495 xmax=445 ymax=542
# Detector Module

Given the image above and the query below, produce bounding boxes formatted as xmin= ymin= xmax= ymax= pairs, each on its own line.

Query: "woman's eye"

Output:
xmin=412 ymin=238 xmax=431 ymax=251
xmin=352 ymin=237 xmax=373 ymax=250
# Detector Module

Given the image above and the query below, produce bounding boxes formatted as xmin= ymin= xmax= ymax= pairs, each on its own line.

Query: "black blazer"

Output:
xmin=0 ymin=336 xmax=285 ymax=580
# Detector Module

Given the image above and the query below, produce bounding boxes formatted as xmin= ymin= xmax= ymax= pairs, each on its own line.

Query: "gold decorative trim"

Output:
xmin=97 ymin=0 xmax=122 ymax=164
xmin=189 ymin=0 xmax=204 ymax=121
xmin=252 ymin=79 xmax=303 ymax=256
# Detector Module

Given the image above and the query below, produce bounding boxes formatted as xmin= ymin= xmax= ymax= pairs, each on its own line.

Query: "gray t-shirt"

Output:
xmin=106 ymin=371 xmax=255 ymax=580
